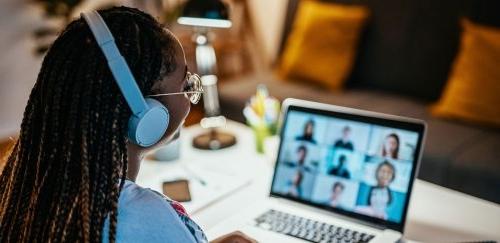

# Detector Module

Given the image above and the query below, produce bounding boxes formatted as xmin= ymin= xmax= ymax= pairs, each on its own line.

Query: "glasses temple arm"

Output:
xmin=147 ymin=91 xmax=204 ymax=97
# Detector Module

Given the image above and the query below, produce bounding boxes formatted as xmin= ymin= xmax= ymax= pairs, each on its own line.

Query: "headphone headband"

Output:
xmin=81 ymin=10 xmax=170 ymax=147
xmin=81 ymin=11 xmax=148 ymax=116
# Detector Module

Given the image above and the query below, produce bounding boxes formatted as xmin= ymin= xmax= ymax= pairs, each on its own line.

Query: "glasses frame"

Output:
xmin=147 ymin=68 xmax=204 ymax=104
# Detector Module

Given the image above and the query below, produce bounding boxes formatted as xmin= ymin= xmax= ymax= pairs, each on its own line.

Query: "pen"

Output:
xmin=182 ymin=165 xmax=207 ymax=186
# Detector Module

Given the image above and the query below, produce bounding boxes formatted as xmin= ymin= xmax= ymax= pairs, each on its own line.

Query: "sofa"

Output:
xmin=218 ymin=0 xmax=500 ymax=203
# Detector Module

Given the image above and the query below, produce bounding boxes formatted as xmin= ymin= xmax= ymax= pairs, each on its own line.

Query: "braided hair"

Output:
xmin=0 ymin=6 xmax=178 ymax=242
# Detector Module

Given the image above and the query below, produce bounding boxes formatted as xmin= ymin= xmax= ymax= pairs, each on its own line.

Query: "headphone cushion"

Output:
xmin=128 ymin=98 xmax=169 ymax=147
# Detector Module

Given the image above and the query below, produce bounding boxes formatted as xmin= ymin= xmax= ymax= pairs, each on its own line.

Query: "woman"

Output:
xmin=381 ymin=133 xmax=400 ymax=159
xmin=328 ymin=181 xmax=345 ymax=208
xmin=360 ymin=161 xmax=396 ymax=220
xmin=287 ymin=171 xmax=304 ymax=198
xmin=296 ymin=119 xmax=316 ymax=144
xmin=0 ymin=7 xmax=254 ymax=243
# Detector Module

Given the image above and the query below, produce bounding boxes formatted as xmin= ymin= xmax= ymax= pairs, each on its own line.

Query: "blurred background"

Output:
xmin=0 ymin=0 xmax=285 ymax=133
xmin=0 ymin=0 xmax=499 ymax=205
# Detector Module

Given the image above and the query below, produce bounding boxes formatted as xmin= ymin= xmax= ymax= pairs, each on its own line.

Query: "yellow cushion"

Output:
xmin=278 ymin=0 xmax=369 ymax=90
xmin=432 ymin=19 xmax=500 ymax=127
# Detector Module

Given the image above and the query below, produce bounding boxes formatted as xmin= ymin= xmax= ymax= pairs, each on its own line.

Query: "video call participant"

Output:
xmin=356 ymin=161 xmax=396 ymax=220
xmin=329 ymin=182 xmax=345 ymax=208
xmin=283 ymin=145 xmax=315 ymax=173
xmin=0 ymin=7 xmax=254 ymax=243
xmin=296 ymin=119 xmax=317 ymax=144
xmin=287 ymin=171 xmax=304 ymax=198
xmin=381 ymin=133 xmax=400 ymax=160
xmin=333 ymin=126 xmax=354 ymax=151
xmin=328 ymin=155 xmax=351 ymax=179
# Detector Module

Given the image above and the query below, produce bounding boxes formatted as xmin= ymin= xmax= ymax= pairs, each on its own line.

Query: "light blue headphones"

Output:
xmin=82 ymin=11 xmax=169 ymax=147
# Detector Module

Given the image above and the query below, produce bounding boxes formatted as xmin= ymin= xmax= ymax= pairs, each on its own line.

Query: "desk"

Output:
xmin=137 ymin=120 xmax=500 ymax=242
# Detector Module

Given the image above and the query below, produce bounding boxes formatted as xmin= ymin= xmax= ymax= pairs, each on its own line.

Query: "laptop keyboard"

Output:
xmin=254 ymin=209 xmax=375 ymax=243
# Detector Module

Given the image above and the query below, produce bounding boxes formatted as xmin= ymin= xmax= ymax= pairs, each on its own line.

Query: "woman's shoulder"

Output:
xmin=119 ymin=181 xmax=192 ymax=220
xmin=105 ymin=180 xmax=207 ymax=243
xmin=119 ymin=180 xmax=169 ymax=208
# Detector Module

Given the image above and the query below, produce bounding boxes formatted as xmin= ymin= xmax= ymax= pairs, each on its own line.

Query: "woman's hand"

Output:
xmin=210 ymin=231 xmax=258 ymax=243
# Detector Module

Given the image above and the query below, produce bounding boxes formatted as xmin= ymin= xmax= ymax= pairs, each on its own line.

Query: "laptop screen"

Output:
xmin=270 ymin=102 xmax=425 ymax=231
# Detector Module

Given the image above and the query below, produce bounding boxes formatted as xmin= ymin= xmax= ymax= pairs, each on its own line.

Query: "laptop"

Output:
xmin=208 ymin=98 xmax=426 ymax=243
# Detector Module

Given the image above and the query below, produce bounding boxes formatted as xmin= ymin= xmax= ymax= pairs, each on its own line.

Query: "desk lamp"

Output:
xmin=178 ymin=0 xmax=237 ymax=150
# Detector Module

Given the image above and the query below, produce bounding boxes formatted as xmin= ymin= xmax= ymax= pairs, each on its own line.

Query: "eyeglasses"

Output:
xmin=148 ymin=71 xmax=204 ymax=104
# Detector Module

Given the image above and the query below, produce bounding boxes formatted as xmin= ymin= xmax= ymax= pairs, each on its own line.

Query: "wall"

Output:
xmin=0 ymin=0 xmax=289 ymax=137
xmin=0 ymin=1 xmax=44 ymax=138
xmin=245 ymin=0 xmax=288 ymax=65
xmin=0 ymin=0 xmax=116 ymax=138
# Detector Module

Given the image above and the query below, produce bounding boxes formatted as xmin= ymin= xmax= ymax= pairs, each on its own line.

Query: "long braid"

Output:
xmin=3 ymin=73 xmax=43 ymax=242
xmin=33 ymin=24 xmax=83 ymax=240
xmin=0 ymin=7 xmax=178 ymax=242
xmin=87 ymin=45 xmax=109 ymax=243
xmin=49 ymin=28 xmax=87 ymax=241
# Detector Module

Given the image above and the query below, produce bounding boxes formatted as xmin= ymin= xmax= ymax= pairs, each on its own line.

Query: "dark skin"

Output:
xmin=126 ymin=30 xmax=190 ymax=182
xmin=125 ymin=30 xmax=257 ymax=243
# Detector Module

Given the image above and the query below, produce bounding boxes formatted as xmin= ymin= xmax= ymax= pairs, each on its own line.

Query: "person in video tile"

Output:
xmin=357 ymin=161 xmax=396 ymax=219
xmin=284 ymin=145 xmax=315 ymax=173
xmin=296 ymin=119 xmax=317 ymax=144
xmin=381 ymin=133 xmax=400 ymax=159
xmin=333 ymin=126 xmax=354 ymax=151
xmin=329 ymin=182 xmax=345 ymax=208
xmin=287 ymin=171 xmax=304 ymax=198
xmin=328 ymin=154 xmax=351 ymax=179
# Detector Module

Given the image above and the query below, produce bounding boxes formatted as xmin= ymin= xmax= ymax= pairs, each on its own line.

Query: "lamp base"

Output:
xmin=192 ymin=128 xmax=236 ymax=150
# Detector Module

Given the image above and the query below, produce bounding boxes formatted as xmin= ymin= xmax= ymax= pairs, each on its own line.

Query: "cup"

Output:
xmin=154 ymin=130 xmax=182 ymax=161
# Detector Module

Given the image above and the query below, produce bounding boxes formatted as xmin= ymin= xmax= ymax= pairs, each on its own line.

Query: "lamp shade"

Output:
xmin=177 ymin=0 xmax=232 ymax=28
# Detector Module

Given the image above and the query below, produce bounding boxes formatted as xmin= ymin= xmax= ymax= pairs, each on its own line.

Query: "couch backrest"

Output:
xmin=278 ymin=0 xmax=500 ymax=101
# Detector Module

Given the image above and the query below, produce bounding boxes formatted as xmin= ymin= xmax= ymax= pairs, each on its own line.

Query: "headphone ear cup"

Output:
xmin=128 ymin=98 xmax=169 ymax=147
